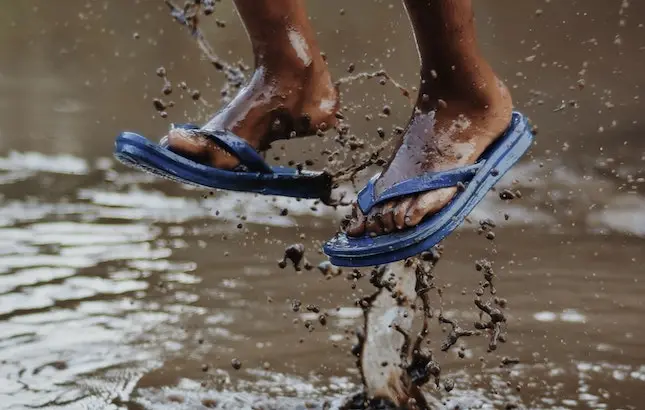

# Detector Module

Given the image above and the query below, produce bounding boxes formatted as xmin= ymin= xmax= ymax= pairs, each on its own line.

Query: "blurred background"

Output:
xmin=1 ymin=0 xmax=644 ymax=409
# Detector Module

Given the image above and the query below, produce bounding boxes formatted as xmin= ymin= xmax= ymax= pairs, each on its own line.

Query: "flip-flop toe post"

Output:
xmin=114 ymin=125 xmax=332 ymax=200
xmin=323 ymin=111 xmax=534 ymax=267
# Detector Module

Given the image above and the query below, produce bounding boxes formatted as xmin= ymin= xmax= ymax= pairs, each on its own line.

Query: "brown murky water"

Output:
xmin=1 ymin=0 xmax=645 ymax=409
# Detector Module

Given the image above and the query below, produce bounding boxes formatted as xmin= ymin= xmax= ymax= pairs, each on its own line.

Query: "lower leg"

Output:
xmin=406 ymin=0 xmax=509 ymax=111
xmin=348 ymin=0 xmax=513 ymax=236
xmin=167 ymin=0 xmax=338 ymax=169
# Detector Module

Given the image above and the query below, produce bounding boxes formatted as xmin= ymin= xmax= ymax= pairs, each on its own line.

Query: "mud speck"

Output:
xmin=501 ymin=356 xmax=520 ymax=366
xmin=499 ymin=189 xmax=516 ymax=200
xmin=439 ymin=315 xmax=476 ymax=351
xmin=201 ymin=398 xmax=217 ymax=408
xmin=152 ymin=98 xmax=166 ymax=111
xmin=279 ymin=243 xmax=306 ymax=271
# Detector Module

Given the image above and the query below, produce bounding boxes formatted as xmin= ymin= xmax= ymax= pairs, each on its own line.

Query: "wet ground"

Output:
xmin=1 ymin=0 xmax=645 ymax=409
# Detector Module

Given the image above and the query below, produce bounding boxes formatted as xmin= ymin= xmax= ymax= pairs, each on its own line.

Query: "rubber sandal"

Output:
xmin=113 ymin=124 xmax=332 ymax=200
xmin=323 ymin=111 xmax=534 ymax=267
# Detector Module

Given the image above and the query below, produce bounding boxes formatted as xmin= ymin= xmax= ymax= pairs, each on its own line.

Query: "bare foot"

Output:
xmin=163 ymin=62 xmax=339 ymax=170
xmin=346 ymin=81 xmax=513 ymax=237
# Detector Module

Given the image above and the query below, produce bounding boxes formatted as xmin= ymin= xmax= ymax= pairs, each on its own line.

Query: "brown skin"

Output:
xmin=166 ymin=0 xmax=513 ymax=237
xmin=165 ymin=0 xmax=339 ymax=169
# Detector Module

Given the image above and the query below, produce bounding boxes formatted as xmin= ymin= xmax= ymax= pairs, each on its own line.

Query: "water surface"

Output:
xmin=1 ymin=1 xmax=645 ymax=409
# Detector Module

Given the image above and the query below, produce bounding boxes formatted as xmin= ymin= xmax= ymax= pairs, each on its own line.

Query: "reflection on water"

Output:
xmin=1 ymin=0 xmax=645 ymax=409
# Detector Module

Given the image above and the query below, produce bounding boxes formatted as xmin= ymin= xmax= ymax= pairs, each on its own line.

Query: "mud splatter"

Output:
xmin=473 ymin=259 xmax=509 ymax=351
xmin=348 ymin=229 xmax=519 ymax=408
xmin=499 ymin=188 xmax=517 ymax=200
xmin=331 ymin=147 xmax=387 ymax=184
xmin=278 ymin=243 xmax=311 ymax=271
xmin=164 ymin=0 xmax=246 ymax=103
xmin=354 ymin=252 xmax=444 ymax=410
xmin=335 ymin=70 xmax=413 ymax=105
xmin=438 ymin=314 xmax=477 ymax=352
xmin=501 ymin=356 xmax=520 ymax=367
xmin=230 ymin=358 xmax=242 ymax=370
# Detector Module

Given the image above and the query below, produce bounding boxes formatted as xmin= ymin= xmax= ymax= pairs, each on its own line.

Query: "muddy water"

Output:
xmin=1 ymin=0 xmax=645 ymax=409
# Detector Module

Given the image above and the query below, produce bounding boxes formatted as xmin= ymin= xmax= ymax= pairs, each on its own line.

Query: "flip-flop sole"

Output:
xmin=324 ymin=112 xmax=534 ymax=267
xmin=114 ymin=132 xmax=332 ymax=200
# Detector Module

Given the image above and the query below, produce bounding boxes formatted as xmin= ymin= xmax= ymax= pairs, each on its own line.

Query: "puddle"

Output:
xmin=1 ymin=0 xmax=645 ymax=408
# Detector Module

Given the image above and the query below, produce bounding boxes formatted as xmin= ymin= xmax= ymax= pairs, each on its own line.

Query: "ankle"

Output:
xmin=417 ymin=76 xmax=512 ymax=115
xmin=255 ymin=50 xmax=328 ymax=83
xmin=251 ymin=55 xmax=337 ymax=113
xmin=255 ymin=37 xmax=327 ymax=76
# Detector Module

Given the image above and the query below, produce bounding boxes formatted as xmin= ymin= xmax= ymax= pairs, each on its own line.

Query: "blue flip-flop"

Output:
xmin=113 ymin=124 xmax=332 ymax=200
xmin=324 ymin=111 xmax=534 ymax=267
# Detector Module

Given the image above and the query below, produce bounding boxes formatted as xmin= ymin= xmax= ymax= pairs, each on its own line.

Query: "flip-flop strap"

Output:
xmin=171 ymin=123 xmax=273 ymax=174
xmin=356 ymin=162 xmax=484 ymax=214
